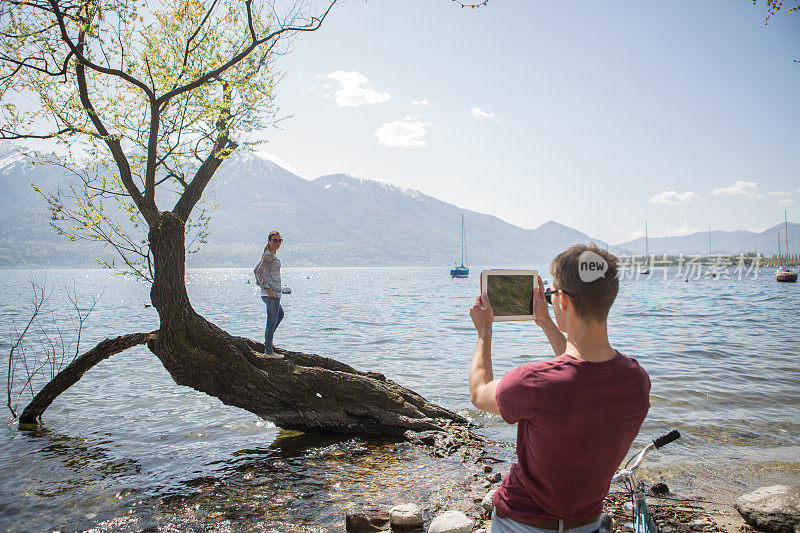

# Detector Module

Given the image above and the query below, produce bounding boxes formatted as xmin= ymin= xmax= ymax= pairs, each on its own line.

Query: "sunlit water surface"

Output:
xmin=1 ymin=266 xmax=798 ymax=531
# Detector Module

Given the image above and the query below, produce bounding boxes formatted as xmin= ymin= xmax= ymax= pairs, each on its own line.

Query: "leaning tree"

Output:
xmin=1 ymin=0 xmax=469 ymax=441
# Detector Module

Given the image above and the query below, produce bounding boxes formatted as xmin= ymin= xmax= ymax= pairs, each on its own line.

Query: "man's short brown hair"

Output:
xmin=549 ymin=244 xmax=619 ymax=323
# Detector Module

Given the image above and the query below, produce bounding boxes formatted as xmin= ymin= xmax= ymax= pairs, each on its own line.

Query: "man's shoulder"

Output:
xmin=615 ymin=352 xmax=650 ymax=376
xmin=502 ymin=355 xmax=573 ymax=383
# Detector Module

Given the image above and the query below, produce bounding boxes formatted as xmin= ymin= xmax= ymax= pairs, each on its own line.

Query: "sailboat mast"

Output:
xmin=778 ymin=231 xmax=782 ymax=266
xmin=645 ymin=221 xmax=648 ymax=265
xmin=461 ymin=214 xmax=465 ymax=265
xmin=785 ymin=211 xmax=790 ymax=262
xmin=464 ymin=216 xmax=468 ymax=267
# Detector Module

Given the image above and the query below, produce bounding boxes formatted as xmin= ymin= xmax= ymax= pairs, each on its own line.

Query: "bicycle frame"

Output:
xmin=609 ymin=431 xmax=681 ymax=533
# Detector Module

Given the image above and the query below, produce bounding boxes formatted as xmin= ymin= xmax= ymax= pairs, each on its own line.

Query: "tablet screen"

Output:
xmin=483 ymin=271 xmax=536 ymax=319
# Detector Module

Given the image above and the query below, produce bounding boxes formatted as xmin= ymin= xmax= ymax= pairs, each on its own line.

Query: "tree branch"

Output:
xmin=157 ymin=0 xmax=338 ymax=107
xmin=47 ymin=0 xmax=155 ymax=99
xmin=173 ymin=82 xmax=236 ymax=220
xmin=73 ymin=28 xmax=159 ymax=226
xmin=19 ymin=331 xmax=158 ymax=424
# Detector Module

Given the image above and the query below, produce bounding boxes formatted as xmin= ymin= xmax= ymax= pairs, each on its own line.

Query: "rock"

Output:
xmin=486 ymin=472 xmax=502 ymax=483
xmin=482 ymin=489 xmax=496 ymax=512
xmin=428 ymin=510 xmax=474 ymax=533
xmin=482 ymin=465 xmax=493 ymax=473
xmin=735 ymin=485 xmax=800 ymax=533
xmin=389 ymin=503 xmax=423 ymax=529
xmin=403 ymin=430 xmax=442 ymax=447
xmin=689 ymin=519 xmax=713 ymax=531
xmin=346 ymin=509 xmax=390 ymax=533
xmin=651 ymin=482 xmax=669 ymax=495
xmin=599 ymin=514 xmax=613 ymax=533
xmin=483 ymin=481 xmax=492 ymax=489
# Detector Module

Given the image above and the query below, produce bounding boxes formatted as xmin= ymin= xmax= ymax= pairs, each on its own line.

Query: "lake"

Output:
xmin=1 ymin=265 xmax=798 ymax=531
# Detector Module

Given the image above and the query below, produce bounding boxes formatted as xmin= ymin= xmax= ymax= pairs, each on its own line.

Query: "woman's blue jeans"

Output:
xmin=261 ymin=296 xmax=284 ymax=354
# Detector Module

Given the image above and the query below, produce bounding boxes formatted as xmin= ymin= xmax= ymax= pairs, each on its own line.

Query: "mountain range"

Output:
xmin=0 ymin=146 xmax=796 ymax=269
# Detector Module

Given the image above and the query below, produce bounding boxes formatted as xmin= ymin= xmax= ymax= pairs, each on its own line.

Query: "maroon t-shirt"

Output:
xmin=493 ymin=351 xmax=650 ymax=524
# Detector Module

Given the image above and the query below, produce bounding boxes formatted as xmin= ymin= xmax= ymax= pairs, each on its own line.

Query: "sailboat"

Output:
xmin=450 ymin=214 xmax=469 ymax=278
xmin=776 ymin=211 xmax=797 ymax=283
xmin=705 ymin=225 xmax=717 ymax=277
xmin=638 ymin=222 xmax=650 ymax=275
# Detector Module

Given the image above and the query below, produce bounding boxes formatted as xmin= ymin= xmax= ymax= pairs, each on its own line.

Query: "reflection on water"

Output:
xmin=0 ymin=266 xmax=799 ymax=530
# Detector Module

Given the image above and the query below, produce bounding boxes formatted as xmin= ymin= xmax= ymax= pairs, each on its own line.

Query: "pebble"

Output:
xmin=486 ymin=472 xmax=502 ymax=483
xmin=482 ymin=465 xmax=493 ymax=473
xmin=483 ymin=481 xmax=492 ymax=489
xmin=345 ymin=509 xmax=389 ymax=533
xmin=651 ymin=482 xmax=669 ymax=495
xmin=428 ymin=510 xmax=474 ymax=533
xmin=689 ymin=518 xmax=713 ymax=531
xmin=389 ymin=503 xmax=423 ymax=528
xmin=482 ymin=489 xmax=496 ymax=512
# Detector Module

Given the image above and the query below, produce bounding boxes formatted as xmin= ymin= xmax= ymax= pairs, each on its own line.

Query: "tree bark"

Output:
xmin=146 ymin=212 xmax=468 ymax=438
xmin=19 ymin=332 xmax=156 ymax=424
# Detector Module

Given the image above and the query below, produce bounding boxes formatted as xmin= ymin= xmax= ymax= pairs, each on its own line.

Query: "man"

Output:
xmin=469 ymin=244 xmax=650 ymax=533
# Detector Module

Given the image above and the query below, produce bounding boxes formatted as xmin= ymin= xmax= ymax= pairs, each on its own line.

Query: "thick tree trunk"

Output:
xmin=147 ymin=212 xmax=468 ymax=438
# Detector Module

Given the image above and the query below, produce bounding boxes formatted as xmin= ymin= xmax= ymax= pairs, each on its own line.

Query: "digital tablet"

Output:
xmin=480 ymin=269 xmax=538 ymax=321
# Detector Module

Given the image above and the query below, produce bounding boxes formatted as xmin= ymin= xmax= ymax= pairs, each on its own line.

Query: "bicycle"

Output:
xmin=604 ymin=430 xmax=682 ymax=533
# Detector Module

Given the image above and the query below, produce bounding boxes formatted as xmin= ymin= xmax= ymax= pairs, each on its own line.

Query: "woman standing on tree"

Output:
xmin=255 ymin=231 xmax=285 ymax=358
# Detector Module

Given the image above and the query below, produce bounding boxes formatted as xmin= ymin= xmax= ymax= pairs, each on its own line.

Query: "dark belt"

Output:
xmin=495 ymin=510 xmax=600 ymax=531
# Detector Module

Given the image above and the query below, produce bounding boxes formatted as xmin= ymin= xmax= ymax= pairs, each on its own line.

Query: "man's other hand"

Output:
xmin=470 ymin=293 xmax=494 ymax=337
xmin=533 ymin=275 xmax=552 ymax=327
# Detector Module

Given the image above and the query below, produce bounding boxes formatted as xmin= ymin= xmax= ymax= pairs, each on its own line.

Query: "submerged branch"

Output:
xmin=18 ymin=331 xmax=157 ymax=424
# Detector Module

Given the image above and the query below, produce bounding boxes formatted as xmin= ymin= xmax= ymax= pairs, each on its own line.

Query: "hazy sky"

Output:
xmin=254 ymin=0 xmax=799 ymax=244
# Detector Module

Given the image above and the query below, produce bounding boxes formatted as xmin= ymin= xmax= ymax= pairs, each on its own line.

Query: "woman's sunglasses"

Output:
xmin=544 ymin=287 xmax=576 ymax=305
xmin=271 ymin=238 xmax=283 ymax=242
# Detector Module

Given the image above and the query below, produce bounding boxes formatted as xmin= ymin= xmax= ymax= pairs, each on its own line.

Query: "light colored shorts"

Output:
xmin=490 ymin=510 xmax=601 ymax=533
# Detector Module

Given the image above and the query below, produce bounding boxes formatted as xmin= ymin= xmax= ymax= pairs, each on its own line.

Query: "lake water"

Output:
xmin=1 ymin=266 xmax=799 ymax=531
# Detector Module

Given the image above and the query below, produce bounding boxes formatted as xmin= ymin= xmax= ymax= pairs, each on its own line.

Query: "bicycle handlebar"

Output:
xmin=653 ymin=430 xmax=681 ymax=449
xmin=611 ymin=429 xmax=682 ymax=483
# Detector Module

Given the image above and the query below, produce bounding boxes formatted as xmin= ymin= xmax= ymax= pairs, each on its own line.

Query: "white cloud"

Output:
xmin=627 ymin=230 xmax=645 ymax=240
xmin=650 ymin=190 xmax=698 ymax=205
xmin=779 ymin=198 xmax=795 ymax=206
xmin=611 ymin=224 xmax=627 ymax=235
xmin=375 ymin=118 xmax=432 ymax=147
xmin=411 ymin=99 xmax=429 ymax=106
xmin=767 ymin=191 xmax=790 ymax=197
xmin=325 ymin=71 xmax=390 ymax=107
xmin=712 ymin=180 xmax=764 ymax=199
xmin=663 ymin=221 xmax=697 ymax=237
xmin=469 ymin=106 xmax=495 ymax=120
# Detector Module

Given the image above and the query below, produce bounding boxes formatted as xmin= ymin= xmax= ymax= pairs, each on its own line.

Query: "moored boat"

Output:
xmin=450 ymin=214 xmax=469 ymax=278
xmin=775 ymin=211 xmax=797 ymax=283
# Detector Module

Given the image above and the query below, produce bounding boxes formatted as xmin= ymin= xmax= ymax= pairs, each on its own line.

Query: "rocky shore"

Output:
xmin=343 ymin=454 xmax=799 ymax=533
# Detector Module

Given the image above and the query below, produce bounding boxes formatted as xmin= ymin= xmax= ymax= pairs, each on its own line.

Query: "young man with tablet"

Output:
xmin=468 ymin=244 xmax=651 ymax=533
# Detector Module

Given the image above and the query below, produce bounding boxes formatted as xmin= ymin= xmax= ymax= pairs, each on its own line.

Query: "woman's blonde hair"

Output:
xmin=264 ymin=231 xmax=281 ymax=254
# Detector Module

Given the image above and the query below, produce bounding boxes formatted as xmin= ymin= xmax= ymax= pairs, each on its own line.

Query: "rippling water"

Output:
xmin=1 ymin=266 xmax=798 ymax=531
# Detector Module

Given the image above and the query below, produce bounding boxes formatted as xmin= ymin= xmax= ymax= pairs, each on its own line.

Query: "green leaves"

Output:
xmin=3 ymin=0 xmax=335 ymax=281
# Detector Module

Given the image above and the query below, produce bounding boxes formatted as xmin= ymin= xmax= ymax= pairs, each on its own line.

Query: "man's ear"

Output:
xmin=559 ymin=292 xmax=570 ymax=313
